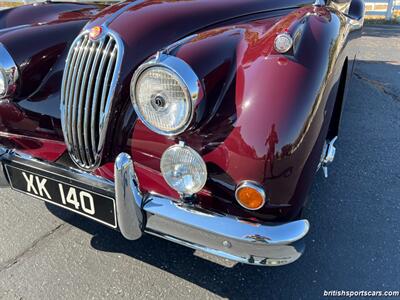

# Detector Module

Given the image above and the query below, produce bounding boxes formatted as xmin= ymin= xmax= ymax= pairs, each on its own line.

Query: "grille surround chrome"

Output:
xmin=61 ymin=29 xmax=124 ymax=170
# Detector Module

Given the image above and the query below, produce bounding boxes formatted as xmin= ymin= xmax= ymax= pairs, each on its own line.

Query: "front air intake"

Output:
xmin=60 ymin=30 xmax=122 ymax=170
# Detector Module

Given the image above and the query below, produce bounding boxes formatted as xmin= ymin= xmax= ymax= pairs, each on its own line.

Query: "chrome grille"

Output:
xmin=61 ymin=31 xmax=121 ymax=170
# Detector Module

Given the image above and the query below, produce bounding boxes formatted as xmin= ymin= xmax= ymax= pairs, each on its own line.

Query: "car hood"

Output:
xmin=86 ymin=0 xmax=313 ymax=81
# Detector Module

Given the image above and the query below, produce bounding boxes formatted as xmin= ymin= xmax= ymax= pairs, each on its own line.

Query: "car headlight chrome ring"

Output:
xmin=130 ymin=53 xmax=201 ymax=136
xmin=0 ymin=69 xmax=7 ymax=98
xmin=0 ymin=42 xmax=19 ymax=99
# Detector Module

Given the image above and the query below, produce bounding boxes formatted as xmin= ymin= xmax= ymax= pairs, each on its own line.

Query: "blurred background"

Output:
xmin=364 ymin=0 xmax=400 ymax=22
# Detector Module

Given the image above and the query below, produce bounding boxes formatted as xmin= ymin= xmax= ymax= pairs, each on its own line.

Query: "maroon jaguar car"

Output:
xmin=0 ymin=0 xmax=364 ymax=266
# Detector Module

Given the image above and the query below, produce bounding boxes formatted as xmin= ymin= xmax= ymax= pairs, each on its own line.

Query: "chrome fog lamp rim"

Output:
xmin=130 ymin=53 xmax=201 ymax=136
xmin=235 ymin=180 xmax=266 ymax=211
xmin=0 ymin=42 xmax=19 ymax=99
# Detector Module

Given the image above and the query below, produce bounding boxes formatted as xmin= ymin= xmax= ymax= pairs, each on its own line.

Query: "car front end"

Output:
xmin=0 ymin=0 xmax=363 ymax=266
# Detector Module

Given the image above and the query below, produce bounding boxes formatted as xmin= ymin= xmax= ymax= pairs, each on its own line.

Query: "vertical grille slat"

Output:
xmin=77 ymin=41 xmax=96 ymax=165
xmin=71 ymin=36 xmax=90 ymax=164
xmin=100 ymin=45 xmax=117 ymax=115
xmin=63 ymin=39 xmax=83 ymax=151
xmin=61 ymin=31 xmax=121 ymax=170
xmin=91 ymin=37 xmax=113 ymax=155
xmin=83 ymin=39 xmax=105 ymax=165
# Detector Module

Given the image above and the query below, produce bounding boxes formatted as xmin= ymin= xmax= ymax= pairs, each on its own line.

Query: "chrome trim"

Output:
xmin=328 ymin=0 xmax=351 ymax=13
xmin=85 ymin=38 xmax=105 ymax=162
xmin=314 ymin=0 xmax=326 ymax=6
xmin=144 ymin=196 xmax=308 ymax=246
xmin=78 ymin=41 xmax=96 ymax=165
xmin=0 ymin=43 xmax=19 ymax=99
xmin=0 ymin=149 xmax=310 ymax=266
xmin=144 ymin=196 xmax=308 ymax=266
xmin=130 ymin=53 xmax=202 ymax=136
xmin=114 ymin=153 xmax=144 ymax=240
xmin=71 ymin=35 xmax=90 ymax=164
xmin=61 ymin=28 xmax=124 ymax=170
xmin=114 ymin=152 xmax=309 ymax=266
xmin=348 ymin=15 xmax=364 ymax=32
xmin=235 ymin=181 xmax=267 ymax=211
xmin=321 ymin=136 xmax=338 ymax=178
xmin=162 ymin=35 xmax=197 ymax=55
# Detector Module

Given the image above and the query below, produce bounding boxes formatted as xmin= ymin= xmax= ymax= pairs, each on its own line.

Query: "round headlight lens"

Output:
xmin=132 ymin=66 xmax=192 ymax=135
xmin=160 ymin=144 xmax=207 ymax=195
xmin=0 ymin=70 xmax=7 ymax=97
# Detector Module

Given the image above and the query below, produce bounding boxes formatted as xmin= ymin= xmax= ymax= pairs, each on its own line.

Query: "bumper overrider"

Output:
xmin=0 ymin=148 xmax=310 ymax=266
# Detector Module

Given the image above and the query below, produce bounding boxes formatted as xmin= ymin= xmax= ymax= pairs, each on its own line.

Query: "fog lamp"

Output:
xmin=160 ymin=143 xmax=207 ymax=196
xmin=235 ymin=181 xmax=266 ymax=210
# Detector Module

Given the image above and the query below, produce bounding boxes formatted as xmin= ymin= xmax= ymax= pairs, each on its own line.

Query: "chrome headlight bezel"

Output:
xmin=0 ymin=69 xmax=7 ymax=98
xmin=130 ymin=53 xmax=201 ymax=136
xmin=0 ymin=42 xmax=19 ymax=99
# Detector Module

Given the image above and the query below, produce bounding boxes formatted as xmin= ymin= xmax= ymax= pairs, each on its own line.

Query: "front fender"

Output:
xmin=0 ymin=2 xmax=104 ymax=99
xmin=131 ymin=5 xmax=351 ymax=221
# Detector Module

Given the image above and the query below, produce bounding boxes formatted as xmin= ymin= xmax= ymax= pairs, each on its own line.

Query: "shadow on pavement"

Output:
xmin=46 ymin=200 xmax=314 ymax=299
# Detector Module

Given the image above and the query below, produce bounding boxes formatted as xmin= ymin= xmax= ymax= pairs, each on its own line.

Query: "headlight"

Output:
xmin=131 ymin=53 xmax=200 ymax=136
xmin=0 ymin=42 xmax=19 ymax=99
xmin=160 ymin=143 xmax=207 ymax=195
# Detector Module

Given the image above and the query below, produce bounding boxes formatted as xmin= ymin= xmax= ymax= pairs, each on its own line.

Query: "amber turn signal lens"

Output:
xmin=235 ymin=182 xmax=266 ymax=210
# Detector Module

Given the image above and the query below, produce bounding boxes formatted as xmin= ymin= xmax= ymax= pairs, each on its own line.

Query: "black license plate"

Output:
xmin=4 ymin=164 xmax=117 ymax=228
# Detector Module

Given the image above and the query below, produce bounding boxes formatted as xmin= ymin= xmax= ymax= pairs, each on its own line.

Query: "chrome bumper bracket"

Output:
xmin=115 ymin=153 xmax=144 ymax=240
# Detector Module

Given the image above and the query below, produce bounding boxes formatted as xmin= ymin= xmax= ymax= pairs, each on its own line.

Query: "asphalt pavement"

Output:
xmin=0 ymin=25 xmax=399 ymax=300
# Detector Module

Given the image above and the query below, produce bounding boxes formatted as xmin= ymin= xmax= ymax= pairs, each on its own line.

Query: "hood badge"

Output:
xmin=89 ymin=26 xmax=103 ymax=40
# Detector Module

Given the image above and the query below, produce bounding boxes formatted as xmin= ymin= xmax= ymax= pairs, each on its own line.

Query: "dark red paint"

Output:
xmin=0 ymin=133 xmax=65 ymax=161
xmin=0 ymin=0 xmax=363 ymax=222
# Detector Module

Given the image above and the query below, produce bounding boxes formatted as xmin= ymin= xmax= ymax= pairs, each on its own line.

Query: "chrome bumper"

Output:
xmin=0 ymin=149 xmax=310 ymax=266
